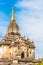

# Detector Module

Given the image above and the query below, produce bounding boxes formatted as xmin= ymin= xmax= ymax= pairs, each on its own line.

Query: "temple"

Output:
xmin=0 ymin=7 xmax=42 ymax=65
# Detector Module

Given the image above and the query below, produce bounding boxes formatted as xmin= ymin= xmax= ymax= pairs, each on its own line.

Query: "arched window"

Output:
xmin=21 ymin=52 xmax=24 ymax=59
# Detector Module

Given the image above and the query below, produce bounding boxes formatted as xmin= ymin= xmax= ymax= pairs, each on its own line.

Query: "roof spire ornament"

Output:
xmin=11 ymin=7 xmax=14 ymax=20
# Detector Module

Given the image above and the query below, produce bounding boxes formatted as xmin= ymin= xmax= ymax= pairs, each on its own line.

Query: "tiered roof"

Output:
xmin=0 ymin=7 xmax=35 ymax=48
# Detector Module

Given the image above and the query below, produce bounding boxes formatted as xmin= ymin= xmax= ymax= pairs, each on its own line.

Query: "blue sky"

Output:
xmin=0 ymin=0 xmax=43 ymax=58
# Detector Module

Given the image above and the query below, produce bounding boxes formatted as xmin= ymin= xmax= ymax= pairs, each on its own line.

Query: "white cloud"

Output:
xmin=15 ymin=0 xmax=43 ymax=10
xmin=15 ymin=0 xmax=43 ymax=58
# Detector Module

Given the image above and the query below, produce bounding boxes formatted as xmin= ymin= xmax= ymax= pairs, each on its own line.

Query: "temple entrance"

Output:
xmin=21 ymin=52 xmax=24 ymax=59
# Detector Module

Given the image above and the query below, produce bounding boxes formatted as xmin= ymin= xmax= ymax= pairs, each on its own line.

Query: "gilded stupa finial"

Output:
xmin=11 ymin=7 xmax=14 ymax=20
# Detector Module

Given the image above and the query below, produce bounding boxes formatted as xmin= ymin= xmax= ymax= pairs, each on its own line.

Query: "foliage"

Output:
xmin=35 ymin=63 xmax=43 ymax=65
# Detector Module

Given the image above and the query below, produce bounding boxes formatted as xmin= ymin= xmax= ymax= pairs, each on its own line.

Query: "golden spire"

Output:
xmin=11 ymin=7 xmax=14 ymax=20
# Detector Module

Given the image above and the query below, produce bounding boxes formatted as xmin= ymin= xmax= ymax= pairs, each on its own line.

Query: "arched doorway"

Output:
xmin=21 ymin=52 xmax=24 ymax=59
